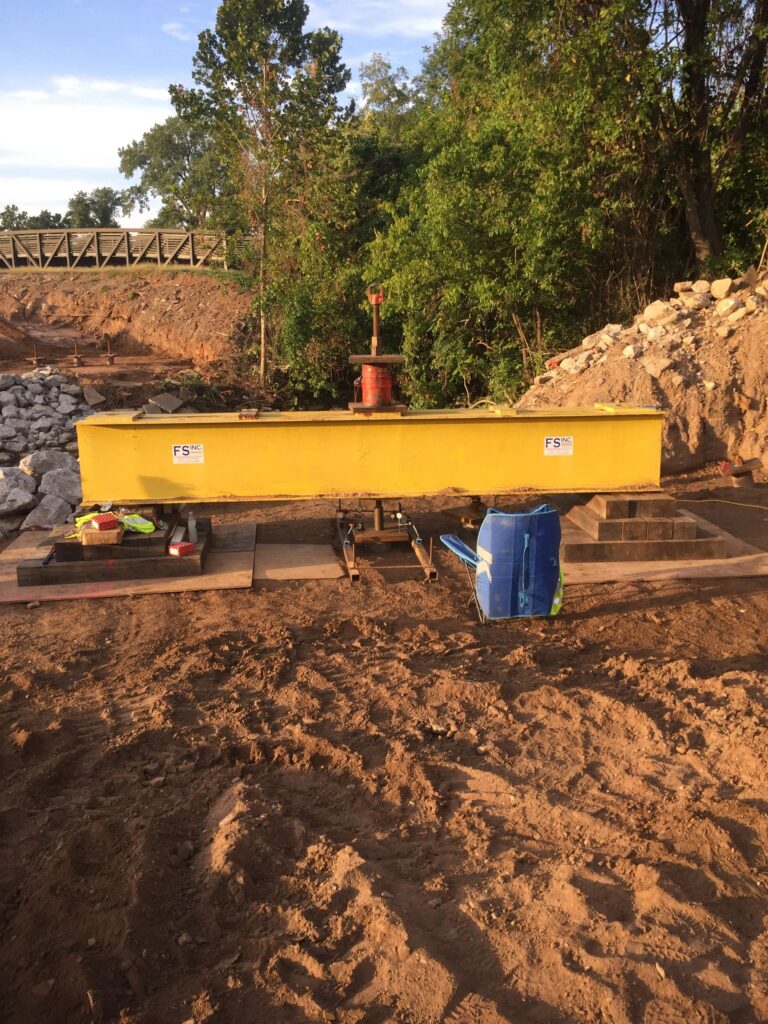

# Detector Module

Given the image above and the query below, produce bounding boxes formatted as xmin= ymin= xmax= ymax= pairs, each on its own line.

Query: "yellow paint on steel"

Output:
xmin=76 ymin=405 xmax=663 ymax=505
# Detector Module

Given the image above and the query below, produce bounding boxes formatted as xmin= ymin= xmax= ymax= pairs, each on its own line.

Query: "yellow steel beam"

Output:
xmin=76 ymin=405 xmax=663 ymax=505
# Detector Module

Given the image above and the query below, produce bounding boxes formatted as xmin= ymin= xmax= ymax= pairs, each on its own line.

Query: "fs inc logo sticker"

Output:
xmin=172 ymin=443 xmax=205 ymax=464
xmin=543 ymin=436 xmax=574 ymax=456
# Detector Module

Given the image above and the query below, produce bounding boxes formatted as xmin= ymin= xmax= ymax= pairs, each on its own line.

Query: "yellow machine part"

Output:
xmin=76 ymin=405 xmax=663 ymax=505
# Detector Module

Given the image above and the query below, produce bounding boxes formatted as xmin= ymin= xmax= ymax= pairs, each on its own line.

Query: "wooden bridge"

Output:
xmin=0 ymin=229 xmax=228 ymax=270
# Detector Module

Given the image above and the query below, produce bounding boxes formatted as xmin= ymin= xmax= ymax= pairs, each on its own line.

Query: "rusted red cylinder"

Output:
xmin=361 ymin=363 xmax=393 ymax=406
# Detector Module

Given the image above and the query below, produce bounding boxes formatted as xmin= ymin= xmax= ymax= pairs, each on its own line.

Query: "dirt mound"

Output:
xmin=2 ymin=496 xmax=768 ymax=1022
xmin=0 ymin=269 xmax=254 ymax=369
xmin=518 ymin=273 xmax=768 ymax=472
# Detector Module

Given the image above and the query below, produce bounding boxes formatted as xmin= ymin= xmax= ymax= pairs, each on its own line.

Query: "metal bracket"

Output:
xmin=335 ymin=500 xmax=437 ymax=582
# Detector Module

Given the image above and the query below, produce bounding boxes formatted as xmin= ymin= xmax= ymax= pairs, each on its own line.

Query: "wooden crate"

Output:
xmin=81 ymin=527 xmax=123 ymax=546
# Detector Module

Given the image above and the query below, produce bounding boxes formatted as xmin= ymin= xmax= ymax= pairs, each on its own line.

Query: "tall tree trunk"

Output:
xmin=675 ymin=0 xmax=722 ymax=264
xmin=676 ymin=153 xmax=721 ymax=263
xmin=258 ymin=57 xmax=269 ymax=384
xmin=259 ymin=182 xmax=268 ymax=383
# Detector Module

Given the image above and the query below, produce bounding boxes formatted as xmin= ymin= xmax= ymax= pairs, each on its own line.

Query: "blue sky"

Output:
xmin=0 ymin=0 xmax=448 ymax=223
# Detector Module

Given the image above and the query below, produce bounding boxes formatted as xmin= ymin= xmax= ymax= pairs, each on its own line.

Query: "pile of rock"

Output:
xmin=0 ymin=367 xmax=95 ymax=540
xmin=0 ymin=367 xmax=94 ymax=465
xmin=519 ymin=268 xmax=768 ymax=471
xmin=142 ymin=388 xmax=198 ymax=415
xmin=0 ymin=451 xmax=82 ymax=537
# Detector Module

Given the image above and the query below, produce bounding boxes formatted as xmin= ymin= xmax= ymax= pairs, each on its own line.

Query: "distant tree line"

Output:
xmin=0 ymin=187 xmax=135 ymax=231
xmin=7 ymin=0 xmax=768 ymax=407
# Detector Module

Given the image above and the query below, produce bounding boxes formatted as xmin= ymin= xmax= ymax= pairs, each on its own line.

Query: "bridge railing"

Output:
xmin=0 ymin=229 xmax=229 ymax=270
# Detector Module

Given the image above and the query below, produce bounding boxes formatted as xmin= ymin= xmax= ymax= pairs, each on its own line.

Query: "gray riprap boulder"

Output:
xmin=0 ymin=392 xmax=17 ymax=407
xmin=4 ymin=439 xmax=26 ymax=455
xmin=0 ymin=468 xmax=37 ymax=494
xmin=20 ymin=449 xmax=78 ymax=479
xmin=30 ymin=417 xmax=57 ymax=432
xmin=0 ymin=487 xmax=38 ymax=515
xmin=0 ymin=376 xmax=19 ymax=391
xmin=82 ymin=385 xmax=106 ymax=407
xmin=149 ymin=392 xmax=185 ymax=413
xmin=40 ymin=467 xmax=82 ymax=506
xmin=0 ymin=425 xmax=15 ymax=441
xmin=57 ymin=395 xmax=79 ymax=416
xmin=3 ymin=418 xmax=28 ymax=433
xmin=59 ymin=383 xmax=82 ymax=397
xmin=20 ymin=494 xmax=71 ymax=531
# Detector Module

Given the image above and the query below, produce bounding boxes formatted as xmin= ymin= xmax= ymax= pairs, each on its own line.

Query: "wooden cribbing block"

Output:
xmin=586 ymin=492 xmax=676 ymax=520
xmin=586 ymin=494 xmax=631 ymax=520
xmin=627 ymin=493 xmax=676 ymax=518
xmin=567 ymin=506 xmax=693 ymax=543
xmin=18 ymin=523 xmax=211 ymax=586
xmin=562 ymin=534 xmax=727 ymax=563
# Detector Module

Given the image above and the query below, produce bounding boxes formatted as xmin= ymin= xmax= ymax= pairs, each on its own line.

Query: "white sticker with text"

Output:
xmin=172 ymin=443 xmax=205 ymax=464
xmin=544 ymin=436 xmax=574 ymax=456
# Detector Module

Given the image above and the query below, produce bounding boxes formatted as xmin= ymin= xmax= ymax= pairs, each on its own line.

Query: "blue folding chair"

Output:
xmin=441 ymin=504 xmax=563 ymax=622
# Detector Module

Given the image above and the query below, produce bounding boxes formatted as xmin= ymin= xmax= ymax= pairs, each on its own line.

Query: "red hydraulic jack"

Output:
xmin=348 ymin=285 xmax=406 ymax=415
xmin=336 ymin=286 xmax=437 ymax=582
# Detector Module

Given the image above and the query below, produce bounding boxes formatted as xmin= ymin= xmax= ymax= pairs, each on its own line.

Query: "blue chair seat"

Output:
xmin=441 ymin=504 xmax=562 ymax=620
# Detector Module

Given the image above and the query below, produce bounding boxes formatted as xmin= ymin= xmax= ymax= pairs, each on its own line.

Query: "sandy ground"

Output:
xmin=1 ymin=489 xmax=768 ymax=1024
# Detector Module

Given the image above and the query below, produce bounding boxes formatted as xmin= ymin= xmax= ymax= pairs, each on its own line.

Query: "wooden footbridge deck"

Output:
xmin=0 ymin=229 xmax=228 ymax=270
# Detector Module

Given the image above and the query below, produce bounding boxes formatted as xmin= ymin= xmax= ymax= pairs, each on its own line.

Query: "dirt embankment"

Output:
xmin=518 ymin=274 xmax=768 ymax=473
xmin=0 ymin=270 xmax=254 ymax=369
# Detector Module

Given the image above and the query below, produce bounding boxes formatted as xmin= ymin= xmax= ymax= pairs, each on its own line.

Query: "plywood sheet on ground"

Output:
xmin=562 ymin=511 xmax=768 ymax=584
xmin=253 ymin=543 xmax=343 ymax=581
xmin=0 ymin=521 xmax=257 ymax=604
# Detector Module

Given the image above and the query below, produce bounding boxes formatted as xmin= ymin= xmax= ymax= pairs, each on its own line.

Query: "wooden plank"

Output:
xmin=0 ymin=520 xmax=256 ymax=602
xmin=253 ymin=543 xmax=344 ymax=580
xmin=100 ymin=232 xmax=128 ymax=265
xmin=43 ymin=233 xmax=67 ymax=268
xmin=562 ymin=523 xmax=727 ymax=563
xmin=17 ymin=523 xmax=211 ymax=586
xmin=680 ymin=509 xmax=763 ymax=556
xmin=162 ymin=233 xmax=190 ymax=265
xmin=129 ymin=232 xmax=156 ymax=264
xmin=52 ymin=516 xmax=181 ymax=562
xmin=194 ymin=236 xmax=223 ymax=266
xmin=561 ymin=513 xmax=768 ymax=584
xmin=71 ymin=233 xmax=96 ymax=268
xmin=12 ymin=234 xmax=41 ymax=268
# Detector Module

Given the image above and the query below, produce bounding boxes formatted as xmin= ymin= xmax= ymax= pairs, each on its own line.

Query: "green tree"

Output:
xmin=368 ymin=0 xmax=768 ymax=406
xmin=359 ymin=53 xmax=414 ymax=120
xmin=118 ymin=115 xmax=242 ymax=230
xmin=26 ymin=210 xmax=68 ymax=229
xmin=0 ymin=205 xmax=29 ymax=230
xmin=1 ymin=205 xmax=69 ymax=229
xmin=636 ymin=1 xmax=768 ymax=263
xmin=66 ymin=187 xmax=132 ymax=228
xmin=172 ymin=0 xmax=350 ymax=383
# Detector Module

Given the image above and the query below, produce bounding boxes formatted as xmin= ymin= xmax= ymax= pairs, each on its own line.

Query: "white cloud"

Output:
xmin=162 ymin=21 xmax=194 ymax=42
xmin=0 ymin=78 xmax=172 ymax=216
xmin=49 ymin=76 xmax=168 ymax=101
xmin=308 ymin=0 xmax=447 ymax=39
xmin=8 ymin=89 xmax=49 ymax=102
